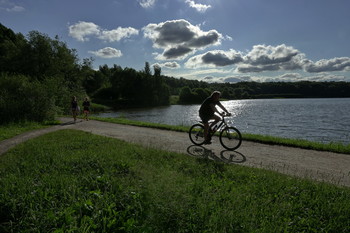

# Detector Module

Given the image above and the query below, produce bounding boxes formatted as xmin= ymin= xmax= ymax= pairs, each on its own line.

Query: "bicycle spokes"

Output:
xmin=219 ymin=127 xmax=242 ymax=150
xmin=189 ymin=124 xmax=206 ymax=145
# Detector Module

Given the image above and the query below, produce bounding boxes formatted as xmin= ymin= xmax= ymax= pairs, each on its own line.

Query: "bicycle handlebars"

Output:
xmin=221 ymin=112 xmax=232 ymax=117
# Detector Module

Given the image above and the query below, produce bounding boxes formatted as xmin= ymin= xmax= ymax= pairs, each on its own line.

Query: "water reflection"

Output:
xmin=94 ymin=98 xmax=350 ymax=144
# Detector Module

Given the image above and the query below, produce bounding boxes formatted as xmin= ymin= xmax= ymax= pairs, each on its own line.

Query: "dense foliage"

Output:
xmin=1 ymin=23 xmax=350 ymax=124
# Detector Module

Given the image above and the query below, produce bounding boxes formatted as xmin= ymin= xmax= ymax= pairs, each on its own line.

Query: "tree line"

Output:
xmin=0 ymin=24 xmax=169 ymax=124
xmin=1 ymin=23 xmax=350 ymax=124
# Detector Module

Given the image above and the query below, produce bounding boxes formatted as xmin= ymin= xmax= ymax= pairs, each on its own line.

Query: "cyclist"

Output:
xmin=199 ymin=91 xmax=230 ymax=144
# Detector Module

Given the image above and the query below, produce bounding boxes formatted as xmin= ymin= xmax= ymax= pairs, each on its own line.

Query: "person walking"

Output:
xmin=82 ymin=97 xmax=91 ymax=121
xmin=71 ymin=96 xmax=79 ymax=122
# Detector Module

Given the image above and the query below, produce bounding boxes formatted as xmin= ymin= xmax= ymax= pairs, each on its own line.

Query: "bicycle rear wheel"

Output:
xmin=189 ymin=124 xmax=205 ymax=145
xmin=219 ymin=126 xmax=242 ymax=150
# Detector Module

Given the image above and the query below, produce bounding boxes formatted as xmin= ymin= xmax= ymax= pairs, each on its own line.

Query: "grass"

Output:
xmin=243 ymin=133 xmax=350 ymax=155
xmin=1 ymin=129 xmax=350 ymax=232
xmin=0 ymin=120 xmax=59 ymax=141
xmin=90 ymin=103 xmax=112 ymax=112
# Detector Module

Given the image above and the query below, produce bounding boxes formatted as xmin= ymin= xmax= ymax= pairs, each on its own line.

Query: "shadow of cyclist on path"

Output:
xmin=187 ymin=145 xmax=246 ymax=164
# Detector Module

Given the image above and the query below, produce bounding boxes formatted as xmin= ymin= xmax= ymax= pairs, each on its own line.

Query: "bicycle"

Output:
xmin=189 ymin=112 xmax=242 ymax=150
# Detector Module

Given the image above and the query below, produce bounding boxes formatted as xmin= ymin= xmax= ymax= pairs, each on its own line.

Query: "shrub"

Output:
xmin=0 ymin=74 xmax=56 ymax=123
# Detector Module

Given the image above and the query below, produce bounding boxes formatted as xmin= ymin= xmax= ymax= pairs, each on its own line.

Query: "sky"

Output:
xmin=1 ymin=0 xmax=350 ymax=83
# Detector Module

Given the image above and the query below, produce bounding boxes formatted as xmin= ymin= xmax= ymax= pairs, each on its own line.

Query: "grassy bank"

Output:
xmin=0 ymin=121 xmax=58 ymax=141
xmin=1 ymin=129 xmax=350 ymax=232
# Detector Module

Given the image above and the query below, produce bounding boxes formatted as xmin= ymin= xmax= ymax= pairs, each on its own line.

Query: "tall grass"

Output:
xmin=1 ymin=129 xmax=350 ymax=232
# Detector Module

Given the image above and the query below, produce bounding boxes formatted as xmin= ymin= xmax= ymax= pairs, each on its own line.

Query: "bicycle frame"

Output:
xmin=203 ymin=114 xmax=230 ymax=137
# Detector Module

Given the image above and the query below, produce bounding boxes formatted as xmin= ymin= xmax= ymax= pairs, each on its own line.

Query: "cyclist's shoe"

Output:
xmin=204 ymin=139 xmax=212 ymax=145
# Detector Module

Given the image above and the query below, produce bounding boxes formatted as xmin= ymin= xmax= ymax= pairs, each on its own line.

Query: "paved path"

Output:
xmin=1 ymin=117 xmax=350 ymax=187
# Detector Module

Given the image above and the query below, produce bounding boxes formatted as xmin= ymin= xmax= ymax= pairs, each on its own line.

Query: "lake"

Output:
xmin=93 ymin=98 xmax=350 ymax=144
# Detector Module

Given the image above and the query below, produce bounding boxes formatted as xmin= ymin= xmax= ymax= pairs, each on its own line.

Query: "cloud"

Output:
xmin=68 ymin=21 xmax=100 ymax=42
xmin=236 ymin=44 xmax=305 ymax=73
xmin=69 ymin=21 xmax=139 ymax=42
xmin=185 ymin=43 xmax=350 ymax=75
xmin=0 ymin=0 xmax=25 ymax=12
xmin=205 ymin=72 xmax=349 ymax=83
xmin=201 ymin=50 xmax=243 ymax=66
xmin=304 ymin=57 xmax=350 ymax=73
xmin=162 ymin=46 xmax=193 ymax=59
xmin=185 ymin=0 xmax=211 ymax=13
xmin=245 ymin=44 xmax=299 ymax=65
xmin=138 ymin=0 xmax=156 ymax=8
xmin=201 ymin=75 xmax=252 ymax=83
xmin=153 ymin=62 xmax=181 ymax=69
xmin=254 ymin=73 xmax=348 ymax=82
xmin=185 ymin=50 xmax=243 ymax=68
xmin=184 ymin=44 xmax=316 ymax=73
xmin=143 ymin=19 xmax=222 ymax=60
xmin=98 ymin=27 xmax=139 ymax=42
xmin=88 ymin=47 xmax=123 ymax=58
xmin=223 ymin=76 xmax=253 ymax=83
xmin=304 ymin=74 xmax=348 ymax=82
xmin=7 ymin=5 xmax=24 ymax=12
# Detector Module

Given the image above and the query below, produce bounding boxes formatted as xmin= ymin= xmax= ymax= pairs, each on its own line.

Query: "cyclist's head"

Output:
xmin=211 ymin=91 xmax=221 ymax=99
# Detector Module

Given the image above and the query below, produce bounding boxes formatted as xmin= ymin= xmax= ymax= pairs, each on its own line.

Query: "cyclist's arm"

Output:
xmin=217 ymin=102 xmax=229 ymax=114
xmin=209 ymin=103 xmax=219 ymax=114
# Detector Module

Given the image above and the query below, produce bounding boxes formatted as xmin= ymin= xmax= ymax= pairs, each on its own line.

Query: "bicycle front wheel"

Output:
xmin=189 ymin=124 xmax=205 ymax=145
xmin=219 ymin=126 xmax=242 ymax=150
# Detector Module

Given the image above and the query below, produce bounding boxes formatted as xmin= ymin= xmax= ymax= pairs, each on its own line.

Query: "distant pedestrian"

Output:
xmin=82 ymin=97 xmax=91 ymax=121
xmin=71 ymin=96 xmax=79 ymax=122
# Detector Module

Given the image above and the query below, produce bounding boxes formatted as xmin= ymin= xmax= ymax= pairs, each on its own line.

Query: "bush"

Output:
xmin=0 ymin=74 xmax=56 ymax=123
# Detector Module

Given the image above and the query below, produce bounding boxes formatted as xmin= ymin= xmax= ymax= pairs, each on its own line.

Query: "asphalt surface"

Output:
xmin=1 ymin=117 xmax=350 ymax=187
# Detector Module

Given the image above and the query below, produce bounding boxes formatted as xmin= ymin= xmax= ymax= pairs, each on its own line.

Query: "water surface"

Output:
xmin=94 ymin=98 xmax=350 ymax=144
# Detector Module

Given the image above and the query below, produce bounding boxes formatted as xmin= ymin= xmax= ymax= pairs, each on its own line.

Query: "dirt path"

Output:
xmin=1 ymin=117 xmax=350 ymax=187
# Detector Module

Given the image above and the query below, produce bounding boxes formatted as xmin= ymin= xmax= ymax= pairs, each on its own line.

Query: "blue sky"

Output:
xmin=1 ymin=0 xmax=350 ymax=83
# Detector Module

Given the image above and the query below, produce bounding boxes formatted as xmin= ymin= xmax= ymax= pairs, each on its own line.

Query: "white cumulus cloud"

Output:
xmin=185 ymin=0 xmax=211 ymax=13
xmin=143 ymin=19 xmax=222 ymax=60
xmin=89 ymin=47 xmax=123 ymax=58
xmin=68 ymin=21 xmax=100 ymax=42
xmin=68 ymin=21 xmax=139 ymax=42
xmin=153 ymin=62 xmax=181 ymax=69
xmin=98 ymin=27 xmax=139 ymax=42
xmin=138 ymin=0 xmax=156 ymax=8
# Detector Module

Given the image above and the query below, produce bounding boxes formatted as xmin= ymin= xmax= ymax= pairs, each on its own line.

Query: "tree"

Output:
xmin=144 ymin=62 xmax=151 ymax=76
xmin=153 ymin=64 xmax=161 ymax=77
xmin=0 ymin=23 xmax=27 ymax=73
xmin=179 ymin=86 xmax=193 ymax=104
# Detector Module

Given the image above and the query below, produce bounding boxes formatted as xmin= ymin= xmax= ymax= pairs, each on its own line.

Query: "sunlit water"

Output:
xmin=94 ymin=98 xmax=350 ymax=144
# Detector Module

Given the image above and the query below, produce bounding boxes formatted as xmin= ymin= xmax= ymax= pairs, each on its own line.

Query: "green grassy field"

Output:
xmin=1 ymin=129 xmax=350 ymax=232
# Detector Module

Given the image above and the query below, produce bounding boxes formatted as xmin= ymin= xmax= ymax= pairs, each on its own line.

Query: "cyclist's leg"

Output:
xmin=200 ymin=113 xmax=211 ymax=143
xmin=209 ymin=114 xmax=221 ymax=130
xmin=203 ymin=122 xmax=210 ymax=141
